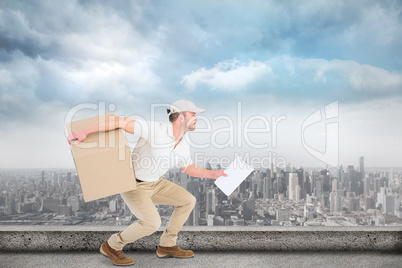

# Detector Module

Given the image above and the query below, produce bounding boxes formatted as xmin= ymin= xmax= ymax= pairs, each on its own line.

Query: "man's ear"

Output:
xmin=179 ymin=113 xmax=185 ymax=123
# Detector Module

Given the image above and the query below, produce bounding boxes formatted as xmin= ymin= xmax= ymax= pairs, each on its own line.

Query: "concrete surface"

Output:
xmin=0 ymin=251 xmax=401 ymax=268
xmin=1 ymin=226 xmax=401 ymax=252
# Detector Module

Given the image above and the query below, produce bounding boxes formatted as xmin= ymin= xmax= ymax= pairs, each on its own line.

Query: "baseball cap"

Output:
xmin=168 ymin=100 xmax=205 ymax=115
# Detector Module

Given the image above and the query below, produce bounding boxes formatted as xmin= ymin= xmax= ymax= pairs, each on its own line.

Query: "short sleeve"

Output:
xmin=133 ymin=120 xmax=150 ymax=140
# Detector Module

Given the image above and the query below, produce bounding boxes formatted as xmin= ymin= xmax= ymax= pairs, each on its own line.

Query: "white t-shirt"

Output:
xmin=131 ymin=120 xmax=193 ymax=182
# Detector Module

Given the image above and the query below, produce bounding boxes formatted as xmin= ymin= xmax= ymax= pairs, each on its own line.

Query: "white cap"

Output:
xmin=168 ymin=100 xmax=205 ymax=115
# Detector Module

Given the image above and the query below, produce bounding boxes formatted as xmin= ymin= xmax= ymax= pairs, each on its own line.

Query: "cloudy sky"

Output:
xmin=0 ymin=0 xmax=401 ymax=169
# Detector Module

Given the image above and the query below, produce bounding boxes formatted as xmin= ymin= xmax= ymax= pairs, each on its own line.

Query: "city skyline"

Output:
xmin=0 ymin=1 xmax=401 ymax=169
xmin=1 ymin=156 xmax=401 ymax=227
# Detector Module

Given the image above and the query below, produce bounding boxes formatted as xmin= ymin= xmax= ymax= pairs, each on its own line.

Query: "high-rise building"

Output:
xmin=206 ymin=188 xmax=215 ymax=215
xmin=359 ymin=156 xmax=365 ymax=180
xmin=288 ymin=173 xmax=300 ymax=201
xmin=263 ymin=176 xmax=274 ymax=199
xmin=296 ymin=167 xmax=305 ymax=199
xmin=330 ymin=191 xmax=342 ymax=212
xmin=347 ymin=165 xmax=360 ymax=194
xmin=193 ymin=202 xmax=199 ymax=226
xmin=338 ymin=165 xmax=344 ymax=188
xmin=242 ymin=199 xmax=255 ymax=221
xmin=364 ymin=177 xmax=371 ymax=196
xmin=180 ymin=172 xmax=188 ymax=190
xmin=41 ymin=171 xmax=45 ymax=185
xmin=332 ymin=178 xmax=338 ymax=192
xmin=5 ymin=193 xmax=16 ymax=215
xmin=376 ymin=187 xmax=394 ymax=213
xmin=315 ymin=179 xmax=323 ymax=198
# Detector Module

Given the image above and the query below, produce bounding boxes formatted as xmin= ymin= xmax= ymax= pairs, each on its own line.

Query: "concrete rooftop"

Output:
xmin=1 ymin=251 xmax=401 ymax=268
xmin=0 ymin=226 xmax=401 ymax=267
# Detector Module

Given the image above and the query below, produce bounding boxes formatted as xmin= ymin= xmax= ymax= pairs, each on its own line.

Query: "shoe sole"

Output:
xmin=100 ymin=246 xmax=135 ymax=266
xmin=156 ymin=252 xmax=194 ymax=258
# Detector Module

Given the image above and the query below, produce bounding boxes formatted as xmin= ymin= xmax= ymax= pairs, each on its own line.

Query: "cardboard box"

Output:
xmin=65 ymin=113 xmax=136 ymax=202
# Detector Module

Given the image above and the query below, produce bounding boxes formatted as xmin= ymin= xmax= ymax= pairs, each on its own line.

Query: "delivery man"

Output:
xmin=67 ymin=100 xmax=227 ymax=266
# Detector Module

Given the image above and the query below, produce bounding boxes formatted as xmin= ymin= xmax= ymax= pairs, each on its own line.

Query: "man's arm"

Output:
xmin=67 ymin=116 xmax=135 ymax=144
xmin=181 ymin=164 xmax=227 ymax=180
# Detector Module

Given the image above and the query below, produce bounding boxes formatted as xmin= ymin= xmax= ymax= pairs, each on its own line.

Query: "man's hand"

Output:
xmin=67 ymin=130 xmax=87 ymax=145
xmin=211 ymin=169 xmax=228 ymax=180
xmin=181 ymin=164 xmax=228 ymax=179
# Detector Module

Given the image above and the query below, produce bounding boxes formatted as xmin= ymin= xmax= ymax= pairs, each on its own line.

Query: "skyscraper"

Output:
xmin=330 ymin=191 xmax=342 ymax=212
xmin=359 ymin=156 xmax=365 ymax=180
xmin=288 ymin=173 xmax=300 ymax=201
xmin=364 ymin=176 xmax=370 ymax=196
xmin=180 ymin=172 xmax=188 ymax=190
xmin=332 ymin=178 xmax=338 ymax=192
xmin=315 ymin=179 xmax=323 ymax=198
xmin=376 ymin=187 xmax=394 ymax=213
xmin=206 ymin=188 xmax=215 ymax=215
xmin=242 ymin=199 xmax=255 ymax=221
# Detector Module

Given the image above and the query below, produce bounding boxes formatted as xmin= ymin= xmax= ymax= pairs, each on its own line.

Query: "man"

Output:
xmin=67 ymin=100 xmax=227 ymax=266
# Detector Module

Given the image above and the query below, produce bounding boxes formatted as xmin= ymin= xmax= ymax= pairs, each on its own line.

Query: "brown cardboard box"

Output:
xmin=65 ymin=113 xmax=136 ymax=202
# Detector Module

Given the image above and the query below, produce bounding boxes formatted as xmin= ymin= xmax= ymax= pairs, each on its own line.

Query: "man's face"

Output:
xmin=183 ymin=111 xmax=198 ymax=131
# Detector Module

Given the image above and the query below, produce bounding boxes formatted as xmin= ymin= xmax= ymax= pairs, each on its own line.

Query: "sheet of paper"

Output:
xmin=214 ymin=156 xmax=254 ymax=196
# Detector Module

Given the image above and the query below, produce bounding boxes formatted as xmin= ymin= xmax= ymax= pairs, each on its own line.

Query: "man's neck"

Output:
xmin=172 ymin=122 xmax=187 ymax=145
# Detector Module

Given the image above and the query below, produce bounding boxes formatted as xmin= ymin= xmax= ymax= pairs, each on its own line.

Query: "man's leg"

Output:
xmin=102 ymin=182 xmax=161 ymax=265
xmin=108 ymin=183 xmax=161 ymax=250
xmin=151 ymin=179 xmax=196 ymax=257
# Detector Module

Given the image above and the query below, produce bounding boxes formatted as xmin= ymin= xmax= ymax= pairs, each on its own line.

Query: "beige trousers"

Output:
xmin=108 ymin=178 xmax=196 ymax=250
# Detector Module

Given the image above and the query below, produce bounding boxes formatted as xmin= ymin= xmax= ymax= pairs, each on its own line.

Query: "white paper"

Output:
xmin=214 ymin=156 xmax=254 ymax=196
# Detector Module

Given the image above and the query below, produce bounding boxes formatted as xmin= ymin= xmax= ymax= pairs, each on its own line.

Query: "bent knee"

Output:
xmin=141 ymin=217 xmax=161 ymax=232
xmin=187 ymin=194 xmax=196 ymax=208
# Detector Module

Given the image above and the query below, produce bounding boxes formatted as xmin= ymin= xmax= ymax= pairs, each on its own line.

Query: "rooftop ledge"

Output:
xmin=1 ymin=226 xmax=401 ymax=252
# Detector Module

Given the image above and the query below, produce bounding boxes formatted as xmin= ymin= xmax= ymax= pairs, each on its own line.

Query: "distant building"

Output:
xmin=206 ymin=188 xmax=215 ymax=215
xmin=376 ymin=187 xmax=394 ymax=213
xmin=242 ymin=199 xmax=255 ymax=221
xmin=42 ymin=198 xmax=60 ymax=213
xmin=276 ymin=208 xmax=291 ymax=221
xmin=359 ymin=156 xmax=365 ymax=180
xmin=67 ymin=196 xmax=80 ymax=212
xmin=109 ymin=199 xmax=117 ymax=213
xmin=330 ymin=191 xmax=342 ymax=212
xmin=59 ymin=205 xmax=72 ymax=216
xmin=288 ymin=173 xmax=300 ymax=201
xmin=5 ymin=193 xmax=16 ymax=215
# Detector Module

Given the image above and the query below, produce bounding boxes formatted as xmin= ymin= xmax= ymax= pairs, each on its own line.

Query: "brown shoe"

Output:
xmin=100 ymin=241 xmax=134 ymax=266
xmin=156 ymin=245 xmax=194 ymax=258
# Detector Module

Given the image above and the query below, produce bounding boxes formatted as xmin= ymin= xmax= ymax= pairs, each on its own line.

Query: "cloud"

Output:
xmin=182 ymin=56 xmax=402 ymax=102
xmin=0 ymin=1 xmax=168 ymax=123
xmin=181 ymin=59 xmax=273 ymax=91
xmin=0 ymin=0 xmax=401 ymax=168
xmin=273 ymin=57 xmax=402 ymax=93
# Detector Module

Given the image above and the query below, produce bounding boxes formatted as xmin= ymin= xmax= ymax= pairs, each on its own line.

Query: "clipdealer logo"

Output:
xmin=301 ymin=101 xmax=339 ymax=167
